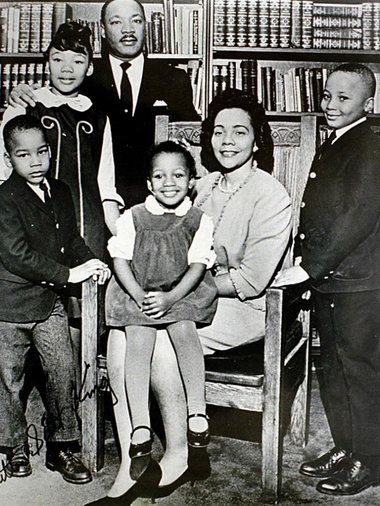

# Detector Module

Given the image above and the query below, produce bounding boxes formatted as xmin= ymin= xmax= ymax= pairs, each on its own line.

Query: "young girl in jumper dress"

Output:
xmin=106 ymin=141 xmax=217 ymax=482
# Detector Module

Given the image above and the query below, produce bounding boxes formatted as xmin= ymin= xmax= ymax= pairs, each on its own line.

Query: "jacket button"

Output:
xmin=61 ymin=247 xmax=65 ymax=253
xmin=56 ymin=223 xmax=60 ymax=229
xmin=300 ymin=202 xmax=305 ymax=208
xmin=41 ymin=281 xmax=46 ymax=285
xmin=324 ymin=276 xmax=329 ymax=280
xmin=49 ymin=282 xmax=54 ymax=287
xmin=299 ymin=233 xmax=305 ymax=240
xmin=309 ymin=172 xmax=317 ymax=179
xmin=329 ymin=270 xmax=334 ymax=274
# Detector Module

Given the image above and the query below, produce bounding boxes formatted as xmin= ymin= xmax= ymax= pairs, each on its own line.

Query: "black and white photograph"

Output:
xmin=0 ymin=0 xmax=379 ymax=504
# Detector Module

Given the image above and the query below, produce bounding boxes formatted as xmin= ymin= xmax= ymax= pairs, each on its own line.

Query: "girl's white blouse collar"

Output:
xmin=144 ymin=195 xmax=192 ymax=216
xmin=36 ymin=86 xmax=92 ymax=111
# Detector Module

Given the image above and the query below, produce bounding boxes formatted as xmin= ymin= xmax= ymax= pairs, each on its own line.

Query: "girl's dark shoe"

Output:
xmin=187 ymin=413 xmax=210 ymax=448
xmin=129 ymin=425 xmax=154 ymax=481
xmin=85 ymin=460 xmax=162 ymax=506
xmin=154 ymin=468 xmax=194 ymax=499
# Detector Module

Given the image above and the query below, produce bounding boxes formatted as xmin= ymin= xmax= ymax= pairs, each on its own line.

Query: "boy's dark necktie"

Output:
xmin=39 ymin=181 xmax=54 ymax=215
xmin=318 ymin=130 xmax=337 ymax=159
xmin=120 ymin=61 xmax=133 ymax=116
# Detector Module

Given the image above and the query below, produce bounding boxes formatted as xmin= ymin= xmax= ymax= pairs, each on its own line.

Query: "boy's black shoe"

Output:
xmin=316 ymin=458 xmax=376 ymax=496
xmin=300 ymin=447 xmax=350 ymax=478
xmin=6 ymin=443 xmax=32 ymax=478
xmin=46 ymin=449 xmax=92 ymax=484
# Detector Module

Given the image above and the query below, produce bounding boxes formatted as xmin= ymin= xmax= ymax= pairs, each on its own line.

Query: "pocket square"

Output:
xmin=153 ymin=100 xmax=168 ymax=106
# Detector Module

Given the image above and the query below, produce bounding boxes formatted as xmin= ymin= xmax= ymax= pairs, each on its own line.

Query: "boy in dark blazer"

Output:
xmin=0 ymin=115 xmax=110 ymax=484
xmin=275 ymin=63 xmax=380 ymax=496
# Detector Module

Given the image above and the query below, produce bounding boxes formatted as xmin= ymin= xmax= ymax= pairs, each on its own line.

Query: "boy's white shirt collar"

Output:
xmin=332 ymin=116 xmax=367 ymax=143
xmin=35 ymin=87 xmax=92 ymax=112
xmin=145 ymin=195 xmax=192 ymax=216
xmin=27 ymin=177 xmax=50 ymax=201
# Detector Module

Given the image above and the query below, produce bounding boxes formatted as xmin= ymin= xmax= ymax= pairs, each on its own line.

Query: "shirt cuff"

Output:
xmin=229 ymin=268 xmax=248 ymax=301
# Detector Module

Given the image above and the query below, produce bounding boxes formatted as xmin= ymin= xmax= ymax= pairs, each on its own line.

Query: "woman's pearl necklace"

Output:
xmin=217 ymin=175 xmax=240 ymax=193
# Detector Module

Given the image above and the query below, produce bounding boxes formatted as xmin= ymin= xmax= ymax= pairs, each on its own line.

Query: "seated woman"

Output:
xmin=92 ymin=90 xmax=292 ymax=505
xmin=195 ymin=89 xmax=291 ymax=354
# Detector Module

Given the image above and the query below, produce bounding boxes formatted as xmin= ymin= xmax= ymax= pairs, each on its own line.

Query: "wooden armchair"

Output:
xmin=81 ymin=114 xmax=317 ymax=501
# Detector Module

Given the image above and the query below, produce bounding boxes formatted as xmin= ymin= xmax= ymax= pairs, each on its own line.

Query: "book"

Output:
xmin=225 ymin=0 xmax=237 ymax=47
xmin=11 ymin=5 xmax=20 ymax=54
xmin=30 ymin=3 xmax=42 ymax=53
xmin=41 ymin=3 xmax=54 ymax=52
xmin=362 ymin=2 xmax=374 ymax=50
xmin=151 ymin=12 xmax=164 ymax=53
xmin=301 ymin=1 xmax=313 ymax=49
xmin=313 ymin=28 xmax=362 ymax=40
xmin=279 ymin=0 xmax=291 ymax=48
xmin=247 ymin=0 xmax=258 ymax=47
xmin=258 ymin=0 xmax=270 ymax=47
xmin=0 ymin=7 xmax=8 ymax=53
xmin=214 ymin=0 xmax=226 ymax=46
xmin=19 ymin=3 xmax=31 ymax=53
xmin=269 ymin=0 xmax=280 ymax=48
xmin=53 ymin=2 xmax=67 ymax=35
xmin=373 ymin=2 xmax=380 ymax=51
xmin=1 ymin=63 xmax=11 ymax=107
xmin=291 ymin=0 xmax=302 ymax=47
xmin=236 ymin=0 xmax=248 ymax=47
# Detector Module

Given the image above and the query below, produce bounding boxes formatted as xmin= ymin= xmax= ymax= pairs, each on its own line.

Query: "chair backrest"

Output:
xmin=155 ymin=115 xmax=317 ymax=237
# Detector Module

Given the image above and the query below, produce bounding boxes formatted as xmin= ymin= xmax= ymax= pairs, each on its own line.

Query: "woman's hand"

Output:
xmin=273 ymin=265 xmax=310 ymax=287
xmin=142 ymin=291 xmax=174 ymax=318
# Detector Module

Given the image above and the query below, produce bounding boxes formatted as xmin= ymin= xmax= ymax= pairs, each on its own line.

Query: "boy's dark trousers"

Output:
xmin=0 ymin=298 xmax=79 ymax=448
xmin=314 ymin=289 xmax=380 ymax=467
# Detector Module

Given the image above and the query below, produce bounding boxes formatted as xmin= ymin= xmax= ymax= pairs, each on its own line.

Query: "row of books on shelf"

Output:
xmin=0 ymin=1 xmax=202 ymax=56
xmin=214 ymin=0 xmax=380 ymax=50
xmin=0 ymin=60 xmax=204 ymax=113
xmin=0 ymin=62 xmax=50 ymax=107
xmin=213 ymin=60 xmax=380 ymax=114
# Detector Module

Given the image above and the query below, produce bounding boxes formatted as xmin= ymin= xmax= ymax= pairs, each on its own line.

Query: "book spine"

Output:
xmin=19 ymin=4 xmax=31 ymax=53
xmin=313 ymin=28 xmax=362 ymax=40
xmin=214 ymin=0 xmax=226 ymax=46
xmin=225 ymin=0 xmax=237 ymax=47
xmin=247 ymin=0 xmax=258 ymax=47
xmin=236 ymin=0 xmax=248 ymax=47
xmin=258 ymin=0 xmax=270 ymax=47
xmin=41 ymin=3 xmax=54 ymax=52
xmin=151 ymin=12 xmax=164 ymax=53
xmin=0 ymin=7 xmax=8 ymax=53
xmin=313 ymin=4 xmax=360 ymax=17
xmin=228 ymin=61 xmax=236 ymax=88
xmin=279 ymin=0 xmax=291 ymax=48
xmin=53 ymin=2 xmax=67 ymax=35
xmin=1 ymin=63 xmax=11 ymax=107
xmin=249 ymin=59 xmax=257 ymax=97
xmin=373 ymin=2 xmax=380 ymax=51
xmin=213 ymin=64 xmax=221 ymax=96
xmin=241 ymin=60 xmax=249 ymax=91
xmin=12 ymin=5 xmax=20 ymax=54
xmin=291 ymin=0 xmax=302 ymax=47
xmin=10 ymin=63 xmax=19 ymax=92
xmin=313 ymin=38 xmax=362 ymax=50
xmin=192 ymin=8 xmax=199 ymax=54
xmin=301 ymin=1 xmax=313 ymax=49
xmin=362 ymin=2 xmax=374 ymax=50
xmin=6 ymin=6 xmax=14 ymax=53
xmin=313 ymin=16 xmax=362 ymax=29
xmin=269 ymin=0 xmax=280 ymax=48
xmin=18 ymin=63 xmax=27 ymax=85
xmin=30 ymin=3 xmax=42 ymax=53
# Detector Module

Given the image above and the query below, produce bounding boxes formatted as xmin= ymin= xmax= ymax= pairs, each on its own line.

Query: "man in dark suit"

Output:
xmin=0 ymin=115 xmax=110 ymax=484
xmin=275 ymin=64 xmax=380 ymax=496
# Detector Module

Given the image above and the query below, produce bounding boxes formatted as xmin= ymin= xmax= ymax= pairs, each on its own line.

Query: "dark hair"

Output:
xmin=146 ymin=140 xmax=196 ymax=180
xmin=46 ymin=21 xmax=93 ymax=63
xmin=3 ymin=115 xmax=46 ymax=154
xmin=332 ymin=63 xmax=376 ymax=98
xmin=201 ymin=89 xmax=274 ymax=174
xmin=101 ymin=0 xmax=145 ymax=24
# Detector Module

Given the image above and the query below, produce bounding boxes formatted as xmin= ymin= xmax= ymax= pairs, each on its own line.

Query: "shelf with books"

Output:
xmin=0 ymin=1 xmax=207 ymax=113
xmin=206 ymin=1 xmax=380 ymax=116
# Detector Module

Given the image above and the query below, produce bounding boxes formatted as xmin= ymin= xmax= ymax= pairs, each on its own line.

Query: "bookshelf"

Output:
xmin=207 ymin=0 xmax=380 ymax=119
xmin=0 ymin=0 xmax=207 ymax=113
